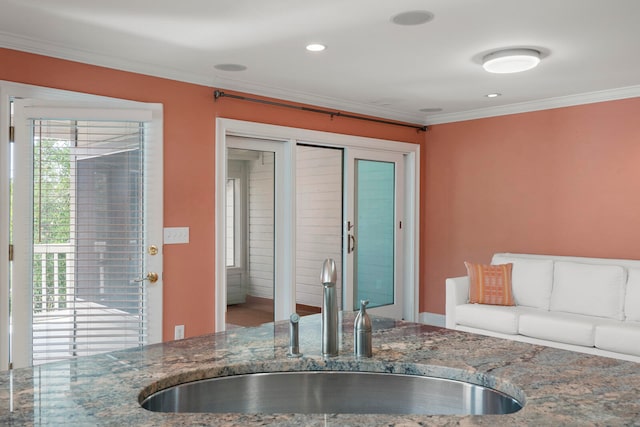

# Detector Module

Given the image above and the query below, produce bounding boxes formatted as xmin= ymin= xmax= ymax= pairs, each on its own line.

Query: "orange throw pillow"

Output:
xmin=464 ymin=262 xmax=515 ymax=306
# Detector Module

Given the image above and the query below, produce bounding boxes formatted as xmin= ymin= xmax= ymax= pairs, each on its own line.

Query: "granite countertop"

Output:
xmin=1 ymin=313 xmax=639 ymax=426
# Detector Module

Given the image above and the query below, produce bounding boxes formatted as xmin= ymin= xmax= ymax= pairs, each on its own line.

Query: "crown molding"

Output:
xmin=425 ymin=85 xmax=640 ymax=125
xmin=0 ymin=31 xmax=210 ymax=87
xmin=0 ymin=31 xmax=427 ymax=125
xmin=2 ymin=31 xmax=639 ymax=128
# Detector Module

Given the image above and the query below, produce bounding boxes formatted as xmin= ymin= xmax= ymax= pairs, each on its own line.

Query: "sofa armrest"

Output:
xmin=445 ymin=276 xmax=470 ymax=329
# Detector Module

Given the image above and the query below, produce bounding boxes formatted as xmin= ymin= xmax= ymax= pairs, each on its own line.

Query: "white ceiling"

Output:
xmin=1 ymin=0 xmax=639 ymax=125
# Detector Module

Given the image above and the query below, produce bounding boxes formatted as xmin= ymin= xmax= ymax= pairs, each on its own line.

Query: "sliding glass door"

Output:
xmin=344 ymin=149 xmax=404 ymax=319
xmin=215 ymin=118 xmax=418 ymax=331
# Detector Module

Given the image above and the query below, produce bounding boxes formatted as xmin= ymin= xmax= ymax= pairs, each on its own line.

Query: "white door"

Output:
xmin=11 ymin=100 xmax=163 ymax=368
xmin=344 ymin=148 xmax=405 ymax=319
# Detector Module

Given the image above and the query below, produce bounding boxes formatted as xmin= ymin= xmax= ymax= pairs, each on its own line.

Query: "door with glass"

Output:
xmin=344 ymin=149 xmax=404 ymax=319
xmin=10 ymin=100 xmax=162 ymax=368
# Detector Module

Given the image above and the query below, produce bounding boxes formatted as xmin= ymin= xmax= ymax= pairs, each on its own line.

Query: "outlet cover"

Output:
xmin=164 ymin=227 xmax=189 ymax=244
xmin=174 ymin=325 xmax=185 ymax=340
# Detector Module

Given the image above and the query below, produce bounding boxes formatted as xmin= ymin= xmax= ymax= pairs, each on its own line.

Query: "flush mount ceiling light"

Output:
xmin=485 ymin=93 xmax=501 ymax=98
xmin=482 ymin=48 xmax=541 ymax=74
xmin=306 ymin=43 xmax=326 ymax=52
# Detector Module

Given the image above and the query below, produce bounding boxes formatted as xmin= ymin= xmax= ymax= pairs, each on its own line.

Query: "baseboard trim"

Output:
xmin=419 ymin=312 xmax=446 ymax=327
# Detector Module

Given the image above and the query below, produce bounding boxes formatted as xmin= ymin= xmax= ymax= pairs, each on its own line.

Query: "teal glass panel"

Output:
xmin=355 ymin=160 xmax=394 ymax=309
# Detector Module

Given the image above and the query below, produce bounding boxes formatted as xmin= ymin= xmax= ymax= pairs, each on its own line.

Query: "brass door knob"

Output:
xmin=134 ymin=272 xmax=159 ymax=283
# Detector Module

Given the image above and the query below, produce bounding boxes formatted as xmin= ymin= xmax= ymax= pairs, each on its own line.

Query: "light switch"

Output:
xmin=164 ymin=227 xmax=189 ymax=244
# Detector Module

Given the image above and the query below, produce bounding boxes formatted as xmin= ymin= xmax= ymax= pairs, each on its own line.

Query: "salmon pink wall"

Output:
xmin=0 ymin=48 xmax=421 ymax=340
xmin=423 ymin=97 xmax=640 ymax=315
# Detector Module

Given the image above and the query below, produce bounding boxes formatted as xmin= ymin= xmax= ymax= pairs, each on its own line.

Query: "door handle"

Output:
xmin=134 ymin=272 xmax=158 ymax=283
xmin=348 ymin=234 xmax=356 ymax=254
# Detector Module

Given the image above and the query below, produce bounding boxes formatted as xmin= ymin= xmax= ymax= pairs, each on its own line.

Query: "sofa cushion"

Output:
xmin=455 ymin=304 xmax=538 ymax=335
xmin=518 ymin=311 xmax=607 ymax=347
xmin=595 ymin=323 xmax=640 ymax=357
xmin=456 ymin=304 xmax=518 ymax=334
xmin=465 ymin=262 xmax=515 ymax=306
xmin=492 ymin=255 xmax=554 ymax=310
xmin=550 ymin=261 xmax=626 ymax=320
xmin=624 ymin=268 xmax=640 ymax=322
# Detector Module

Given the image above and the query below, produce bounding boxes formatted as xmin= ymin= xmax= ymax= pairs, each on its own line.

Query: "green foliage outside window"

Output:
xmin=32 ymin=137 xmax=71 ymax=312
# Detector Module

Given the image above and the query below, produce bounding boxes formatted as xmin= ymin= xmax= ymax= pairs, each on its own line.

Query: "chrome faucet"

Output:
xmin=320 ymin=258 xmax=338 ymax=357
xmin=287 ymin=313 xmax=302 ymax=358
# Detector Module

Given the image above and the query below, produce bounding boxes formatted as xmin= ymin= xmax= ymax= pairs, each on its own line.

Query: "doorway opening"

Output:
xmin=224 ymin=143 xmax=343 ymax=328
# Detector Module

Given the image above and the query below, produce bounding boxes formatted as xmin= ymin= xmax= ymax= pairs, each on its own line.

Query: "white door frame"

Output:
xmin=0 ymin=81 xmax=163 ymax=368
xmin=215 ymin=118 xmax=419 ymax=331
xmin=344 ymin=148 xmax=405 ymax=319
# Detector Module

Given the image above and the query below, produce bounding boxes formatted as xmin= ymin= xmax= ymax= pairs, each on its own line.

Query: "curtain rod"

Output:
xmin=213 ymin=90 xmax=428 ymax=132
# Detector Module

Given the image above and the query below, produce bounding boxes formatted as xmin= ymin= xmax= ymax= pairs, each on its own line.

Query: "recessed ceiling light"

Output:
xmin=391 ymin=10 xmax=434 ymax=26
xmin=306 ymin=43 xmax=326 ymax=52
xmin=214 ymin=63 xmax=247 ymax=72
xmin=419 ymin=108 xmax=443 ymax=113
xmin=485 ymin=93 xmax=502 ymax=98
xmin=482 ymin=48 xmax=541 ymax=74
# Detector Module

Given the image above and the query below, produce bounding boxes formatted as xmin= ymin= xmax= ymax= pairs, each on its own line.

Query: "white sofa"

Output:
xmin=446 ymin=253 xmax=640 ymax=363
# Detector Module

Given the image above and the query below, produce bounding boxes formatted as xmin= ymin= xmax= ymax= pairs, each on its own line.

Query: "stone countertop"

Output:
xmin=1 ymin=313 xmax=640 ymax=426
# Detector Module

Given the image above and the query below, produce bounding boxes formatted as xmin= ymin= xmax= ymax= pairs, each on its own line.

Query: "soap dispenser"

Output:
xmin=354 ymin=300 xmax=372 ymax=358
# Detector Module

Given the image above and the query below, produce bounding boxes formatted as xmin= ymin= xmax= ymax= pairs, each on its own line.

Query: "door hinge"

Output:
xmin=9 ymin=244 xmax=13 ymax=261
xmin=9 ymin=125 xmax=14 ymax=143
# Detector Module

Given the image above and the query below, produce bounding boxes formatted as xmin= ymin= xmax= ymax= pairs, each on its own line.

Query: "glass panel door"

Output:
xmin=11 ymin=101 xmax=162 ymax=368
xmin=345 ymin=149 xmax=404 ymax=319
xmin=355 ymin=159 xmax=395 ymax=309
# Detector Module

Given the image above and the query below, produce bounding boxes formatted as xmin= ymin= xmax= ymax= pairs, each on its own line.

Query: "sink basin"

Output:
xmin=141 ymin=371 xmax=523 ymax=415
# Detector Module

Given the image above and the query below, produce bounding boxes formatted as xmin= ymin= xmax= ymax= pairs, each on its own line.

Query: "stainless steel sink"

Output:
xmin=141 ymin=371 xmax=523 ymax=415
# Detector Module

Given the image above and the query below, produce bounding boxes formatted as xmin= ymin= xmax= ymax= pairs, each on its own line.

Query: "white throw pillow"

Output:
xmin=624 ymin=268 xmax=640 ymax=322
xmin=492 ymin=255 xmax=554 ymax=309
xmin=550 ymin=261 xmax=626 ymax=320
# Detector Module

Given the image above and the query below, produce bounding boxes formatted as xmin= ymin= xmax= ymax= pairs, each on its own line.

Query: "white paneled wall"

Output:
xmin=295 ymin=146 xmax=342 ymax=308
xmin=247 ymin=152 xmax=275 ymax=300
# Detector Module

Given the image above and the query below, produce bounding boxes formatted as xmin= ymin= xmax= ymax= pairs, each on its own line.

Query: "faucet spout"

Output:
xmin=321 ymin=258 xmax=338 ymax=357
xmin=320 ymin=258 xmax=337 ymax=285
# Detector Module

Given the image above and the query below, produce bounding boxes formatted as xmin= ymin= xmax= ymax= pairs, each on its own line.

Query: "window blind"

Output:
xmin=30 ymin=119 xmax=146 ymax=365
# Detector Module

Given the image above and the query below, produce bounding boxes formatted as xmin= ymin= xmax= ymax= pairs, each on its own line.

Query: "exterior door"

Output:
xmin=344 ymin=148 xmax=404 ymax=319
xmin=11 ymin=100 xmax=162 ymax=368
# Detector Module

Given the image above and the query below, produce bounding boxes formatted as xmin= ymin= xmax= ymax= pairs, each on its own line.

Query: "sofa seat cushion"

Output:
xmin=492 ymin=254 xmax=554 ymax=310
xmin=595 ymin=323 xmax=640 ymax=357
xmin=550 ymin=261 xmax=626 ymax=320
xmin=455 ymin=304 xmax=536 ymax=335
xmin=518 ymin=311 xmax=613 ymax=347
